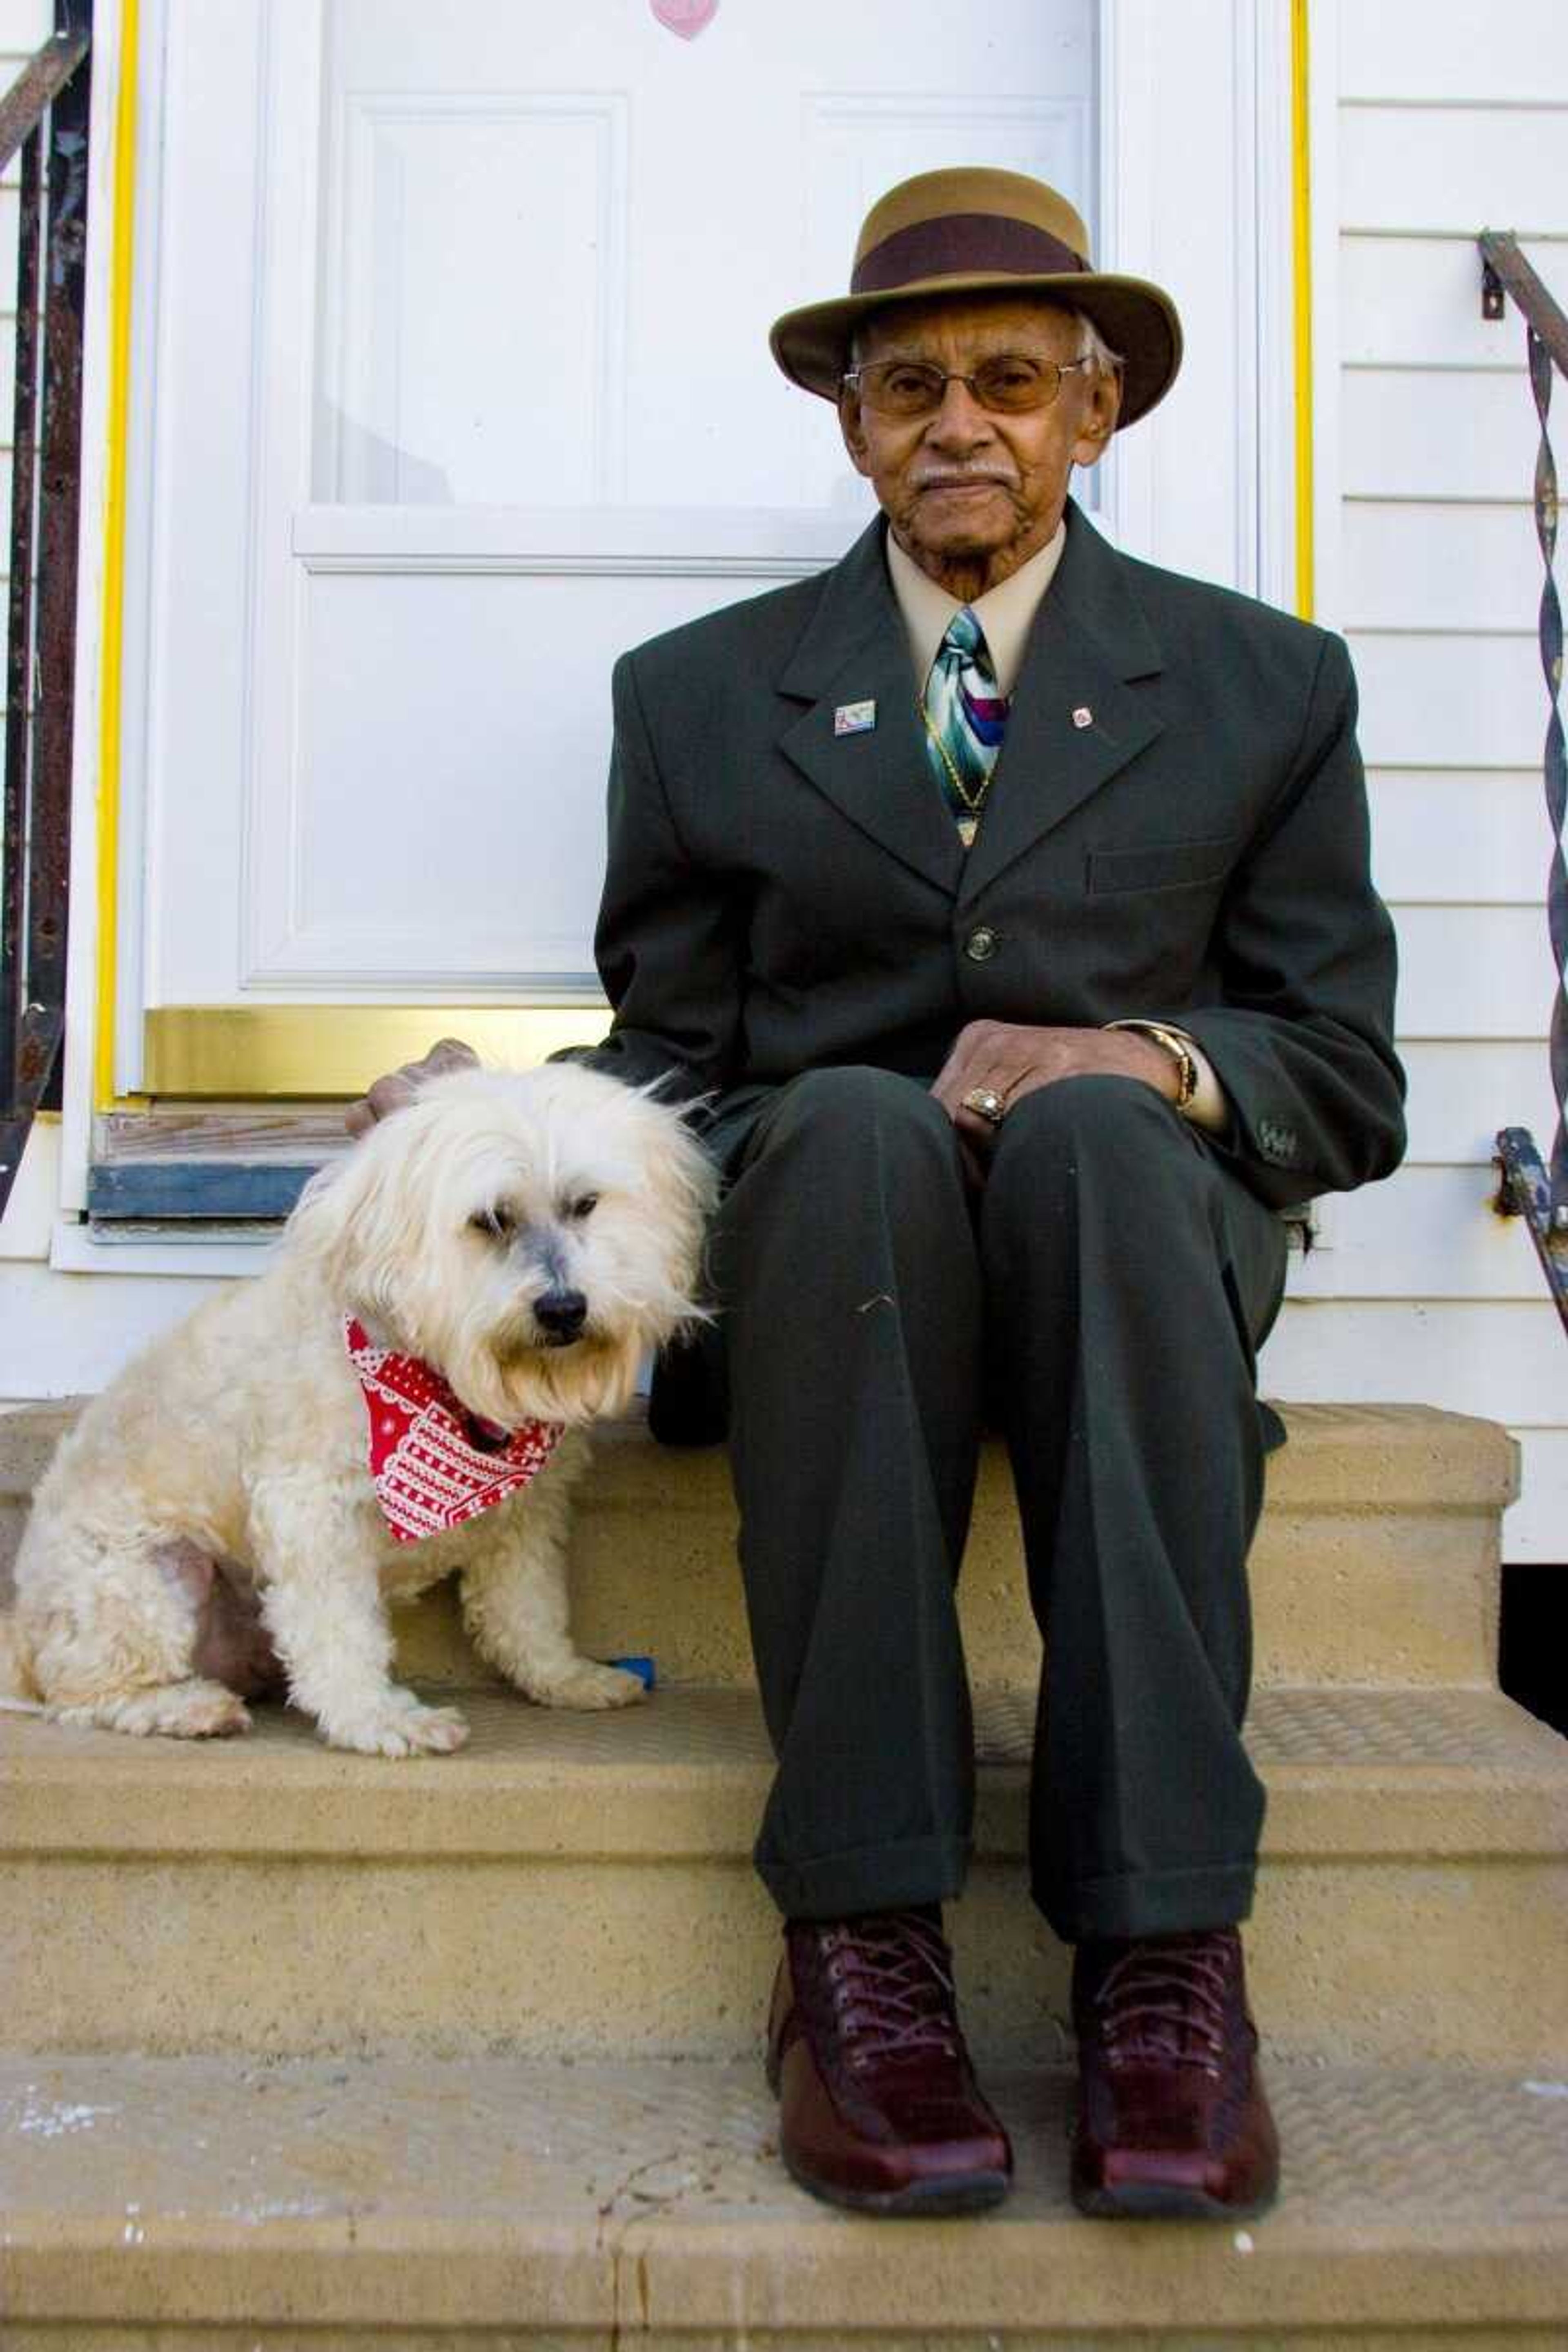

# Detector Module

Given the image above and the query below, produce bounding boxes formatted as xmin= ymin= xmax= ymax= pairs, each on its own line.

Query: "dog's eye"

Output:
xmin=469 ymin=1206 xmax=513 ymax=1239
xmin=568 ymin=1193 xmax=599 ymax=1220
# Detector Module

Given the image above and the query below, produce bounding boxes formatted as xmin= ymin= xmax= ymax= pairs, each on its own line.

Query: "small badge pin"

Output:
xmin=834 ymin=699 xmax=877 ymax=736
xmin=1072 ymin=705 xmax=1094 ymax=729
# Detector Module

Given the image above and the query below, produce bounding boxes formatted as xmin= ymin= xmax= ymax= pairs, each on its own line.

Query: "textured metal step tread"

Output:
xmin=2 ymin=1683 xmax=1564 ymax=1860
xmin=2 ymin=2054 xmax=1566 ymax=2334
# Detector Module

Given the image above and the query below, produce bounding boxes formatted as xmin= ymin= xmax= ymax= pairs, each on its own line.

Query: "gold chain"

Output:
xmin=917 ymin=695 xmax=995 ymax=822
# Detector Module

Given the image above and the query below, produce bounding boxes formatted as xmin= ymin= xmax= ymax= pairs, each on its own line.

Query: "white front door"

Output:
xmin=114 ymin=0 xmax=1290 ymax=1087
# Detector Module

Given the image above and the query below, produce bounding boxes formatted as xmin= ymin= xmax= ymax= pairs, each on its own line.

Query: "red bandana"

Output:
xmin=343 ymin=1316 xmax=565 ymax=1545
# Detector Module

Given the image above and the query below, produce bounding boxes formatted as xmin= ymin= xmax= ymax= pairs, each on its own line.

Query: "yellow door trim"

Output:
xmin=94 ymin=0 xmax=141 ymax=1109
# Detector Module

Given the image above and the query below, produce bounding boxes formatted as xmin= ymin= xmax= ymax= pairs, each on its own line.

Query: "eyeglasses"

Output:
xmin=840 ymin=353 xmax=1098 ymax=419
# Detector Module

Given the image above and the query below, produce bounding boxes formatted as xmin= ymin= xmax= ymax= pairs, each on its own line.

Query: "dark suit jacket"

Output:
xmin=574 ymin=499 xmax=1405 ymax=1215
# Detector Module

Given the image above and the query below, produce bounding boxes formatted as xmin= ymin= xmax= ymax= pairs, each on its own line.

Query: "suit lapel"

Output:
xmin=776 ymin=520 xmax=966 ymax=899
xmin=773 ymin=507 xmax=1166 ymax=904
xmin=958 ymin=506 xmax=1167 ymax=906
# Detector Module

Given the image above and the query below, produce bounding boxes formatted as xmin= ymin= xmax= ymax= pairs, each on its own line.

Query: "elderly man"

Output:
xmin=360 ymin=167 xmax=1404 ymax=2221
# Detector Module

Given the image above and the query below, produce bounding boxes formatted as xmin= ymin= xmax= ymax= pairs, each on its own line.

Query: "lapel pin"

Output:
xmin=1072 ymin=705 xmax=1094 ymax=729
xmin=834 ymin=699 xmax=877 ymax=736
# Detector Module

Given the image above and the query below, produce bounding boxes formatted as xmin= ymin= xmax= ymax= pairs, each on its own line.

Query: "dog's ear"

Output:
xmin=284 ymin=1107 xmax=441 ymax=1326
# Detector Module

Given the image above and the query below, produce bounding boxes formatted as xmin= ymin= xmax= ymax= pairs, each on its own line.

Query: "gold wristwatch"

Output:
xmin=1104 ymin=1018 xmax=1200 ymax=1111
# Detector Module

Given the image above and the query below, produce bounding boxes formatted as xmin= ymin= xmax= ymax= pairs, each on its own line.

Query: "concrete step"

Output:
xmin=4 ymin=1684 xmax=1564 ymax=2066
xmin=0 ymin=1401 xmax=1522 ymax=1691
xmin=3 ymin=2051 xmax=1566 ymax=2345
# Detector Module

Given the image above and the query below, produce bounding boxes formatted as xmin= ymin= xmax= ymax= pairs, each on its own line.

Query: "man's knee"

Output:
xmin=750 ymin=1064 xmax=954 ymax=1166
xmin=991 ymin=1071 xmax=1188 ymax=1181
xmin=983 ymin=1074 xmax=1218 ymax=1262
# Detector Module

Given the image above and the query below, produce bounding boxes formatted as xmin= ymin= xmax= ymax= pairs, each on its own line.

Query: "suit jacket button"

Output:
xmin=964 ymin=926 xmax=1000 ymax=962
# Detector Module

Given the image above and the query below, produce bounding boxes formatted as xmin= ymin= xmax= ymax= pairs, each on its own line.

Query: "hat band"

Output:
xmin=851 ymin=211 xmax=1088 ymax=297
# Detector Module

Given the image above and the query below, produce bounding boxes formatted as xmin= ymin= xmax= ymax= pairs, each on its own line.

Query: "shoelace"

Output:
xmin=814 ymin=1913 xmax=962 ymax=2071
xmin=1094 ymin=1933 xmax=1235 ymax=2078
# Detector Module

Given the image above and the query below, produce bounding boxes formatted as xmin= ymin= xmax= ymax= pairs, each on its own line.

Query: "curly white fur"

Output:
xmin=2 ymin=1064 xmax=715 ymax=1755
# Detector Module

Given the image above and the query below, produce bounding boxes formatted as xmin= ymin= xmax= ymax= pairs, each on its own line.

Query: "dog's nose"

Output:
xmin=535 ymin=1288 xmax=588 ymax=1343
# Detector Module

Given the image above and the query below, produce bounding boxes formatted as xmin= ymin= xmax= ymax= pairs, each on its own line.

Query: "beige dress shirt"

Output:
xmin=884 ymin=522 xmax=1227 ymax=1131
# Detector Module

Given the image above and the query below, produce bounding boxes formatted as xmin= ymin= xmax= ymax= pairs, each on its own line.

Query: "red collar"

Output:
xmin=343 ymin=1316 xmax=565 ymax=1545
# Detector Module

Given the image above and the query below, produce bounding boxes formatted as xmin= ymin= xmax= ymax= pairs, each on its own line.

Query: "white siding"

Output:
xmin=1256 ymin=0 xmax=1568 ymax=1561
xmin=1339 ymin=1 xmax=1568 ymax=102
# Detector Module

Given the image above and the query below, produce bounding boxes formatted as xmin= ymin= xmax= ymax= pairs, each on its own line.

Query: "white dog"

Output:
xmin=0 ymin=1063 xmax=715 ymax=1754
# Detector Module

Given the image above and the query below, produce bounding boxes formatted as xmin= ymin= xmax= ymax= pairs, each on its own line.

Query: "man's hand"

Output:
xmin=343 ymin=1037 xmax=481 ymax=1139
xmin=931 ymin=1020 xmax=1178 ymax=1167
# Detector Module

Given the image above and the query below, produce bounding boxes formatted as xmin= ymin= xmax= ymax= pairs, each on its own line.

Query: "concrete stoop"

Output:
xmin=2 ymin=2054 xmax=1567 ymax=2347
xmin=0 ymin=1398 xmax=1564 ymax=2343
xmin=0 ymin=1401 xmax=1523 ymax=1692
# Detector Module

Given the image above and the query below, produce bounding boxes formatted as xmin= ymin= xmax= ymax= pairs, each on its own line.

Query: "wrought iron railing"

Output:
xmin=0 ymin=4 xmax=90 ymax=1225
xmin=1480 ymin=229 xmax=1568 ymax=1334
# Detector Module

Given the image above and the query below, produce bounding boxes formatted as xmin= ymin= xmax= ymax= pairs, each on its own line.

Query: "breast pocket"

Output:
xmin=1086 ymin=836 xmax=1240 ymax=895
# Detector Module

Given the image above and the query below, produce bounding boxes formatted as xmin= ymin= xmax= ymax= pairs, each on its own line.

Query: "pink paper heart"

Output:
xmin=653 ymin=0 xmax=718 ymax=38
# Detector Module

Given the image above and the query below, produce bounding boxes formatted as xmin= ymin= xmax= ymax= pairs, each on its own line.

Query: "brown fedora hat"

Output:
xmin=769 ymin=166 xmax=1182 ymax=430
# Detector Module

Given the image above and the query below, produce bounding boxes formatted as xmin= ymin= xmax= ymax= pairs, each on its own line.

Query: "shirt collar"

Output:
xmin=885 ymin=519 xmax=1068 ymax=697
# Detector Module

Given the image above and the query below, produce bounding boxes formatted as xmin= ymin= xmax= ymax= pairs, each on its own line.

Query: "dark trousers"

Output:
xmin=700 ymin=1065 xmax=1289 ymax=1944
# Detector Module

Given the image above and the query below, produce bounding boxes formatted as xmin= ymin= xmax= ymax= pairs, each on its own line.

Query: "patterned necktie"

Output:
xmin=920 ymin=606 xmax=1010 ymax=849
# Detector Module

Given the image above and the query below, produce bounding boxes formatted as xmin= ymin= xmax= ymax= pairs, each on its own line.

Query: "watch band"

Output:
xmin=1104 ymin=1018 xmax=1200 ymax=1111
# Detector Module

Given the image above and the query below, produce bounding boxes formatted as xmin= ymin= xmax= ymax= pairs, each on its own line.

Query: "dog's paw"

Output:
xmin=531 ymin=1659 xmax=649 ymax=1711
xmin=51 ymin=1679 xmax=253 ymax=1740
xmin=321 ymin=1691 xmax=472 ymax=1757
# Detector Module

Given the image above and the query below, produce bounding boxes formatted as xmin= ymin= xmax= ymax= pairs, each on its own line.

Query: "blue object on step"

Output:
xmin=609 ymin=1655 xmax=656 ymax=1690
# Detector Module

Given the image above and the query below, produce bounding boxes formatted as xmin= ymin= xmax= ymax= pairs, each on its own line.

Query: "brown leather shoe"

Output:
xmin=1071 ymin=1927 xmax=1280 ymax=2220
xmin=766 ymin=1911 xmax=1013 ymax=2215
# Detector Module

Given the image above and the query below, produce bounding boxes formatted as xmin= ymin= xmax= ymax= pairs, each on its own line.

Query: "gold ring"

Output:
xmin=961 ymin=1085 xmax=1007 ymax=1126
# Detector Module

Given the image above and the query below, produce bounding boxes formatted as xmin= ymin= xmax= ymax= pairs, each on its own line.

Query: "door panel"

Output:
xmin=313 ymin=0 xmax=1093 ymax=513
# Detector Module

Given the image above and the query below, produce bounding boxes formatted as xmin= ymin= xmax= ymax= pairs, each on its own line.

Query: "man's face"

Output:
xmin=837 ymin=294 xmax=1120 ymax=595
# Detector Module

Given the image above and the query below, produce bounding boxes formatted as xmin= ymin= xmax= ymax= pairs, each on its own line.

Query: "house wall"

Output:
xmin=1256 ymin=0 xmax=1568 ymax=1558
xmin=1 ymin=0 xmax=1564 ymax=1561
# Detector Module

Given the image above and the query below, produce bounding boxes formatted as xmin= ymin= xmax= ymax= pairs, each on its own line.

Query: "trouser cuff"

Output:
xmin=1036 ymin=1859 xmax=1257 ymax=1943
xmin=757 ymin=1832 xmax=970 ymax=1922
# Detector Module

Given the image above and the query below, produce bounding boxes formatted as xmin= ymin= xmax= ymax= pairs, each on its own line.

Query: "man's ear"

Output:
xmin=1071 ymin=370 xmax=1122 ymax=468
